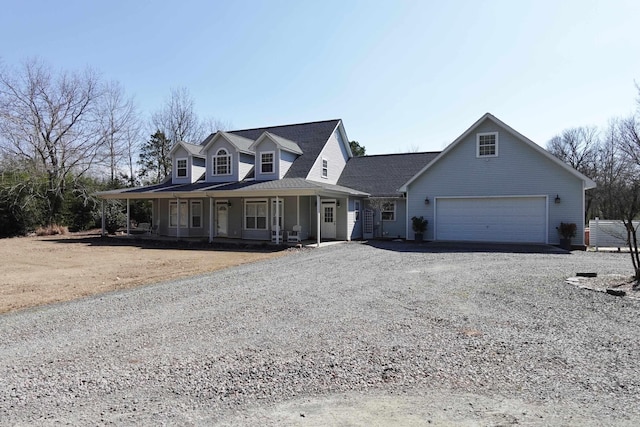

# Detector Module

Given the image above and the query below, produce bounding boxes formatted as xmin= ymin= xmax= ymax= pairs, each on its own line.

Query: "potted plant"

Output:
xmin=557 ymin=222 xmax=577 ymax=250
xmin=411 ymin=216 xmax=428 ymax=242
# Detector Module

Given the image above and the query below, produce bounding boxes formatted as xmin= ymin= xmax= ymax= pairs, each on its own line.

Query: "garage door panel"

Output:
xmin=436 ymin=197 xmax=546 ymax=243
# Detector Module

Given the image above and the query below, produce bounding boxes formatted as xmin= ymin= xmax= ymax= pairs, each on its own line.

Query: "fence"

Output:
xmin=588 ymin=218 xmax=640 ymax=249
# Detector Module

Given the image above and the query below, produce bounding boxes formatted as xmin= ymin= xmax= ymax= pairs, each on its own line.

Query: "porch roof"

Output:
xmin=95 ymin=178 xmax=369 ymax=200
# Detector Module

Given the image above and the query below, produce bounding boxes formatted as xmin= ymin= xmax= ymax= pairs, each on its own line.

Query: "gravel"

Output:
xmin=1 ymin=241 xmax=639 ymax=425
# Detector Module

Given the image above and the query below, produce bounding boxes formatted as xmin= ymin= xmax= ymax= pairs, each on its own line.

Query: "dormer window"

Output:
xmin=176 ymin=158 xmax=188 ymax=177
xmin=477 ymin=132 xmax=498 ymax=157
xmin=322 ymin=159 xmax=328 ymax=178
xmin=261 ymin=152 xmax=274 ymax=174
xmin=213 ymin=149 xmax=231 ymax=175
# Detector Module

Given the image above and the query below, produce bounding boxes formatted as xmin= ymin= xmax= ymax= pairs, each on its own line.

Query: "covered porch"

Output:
xmin=95 ymin=178 xmax=368 ymax=247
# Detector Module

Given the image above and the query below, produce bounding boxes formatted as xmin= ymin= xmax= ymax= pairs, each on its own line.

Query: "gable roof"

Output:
xmin=338 ymin=152 xmax=440 ymax=197
xmin=201 ymin=131 xmax=254 ymax=154
xmin=399 ymin=113 xmax=597 ymax=191
xmin=230 ymin=119 xmax=341 ymax=178
xmin=169 ymin=141 xmax=204 ymax=157
xmin=249 ymin=131 xmax=303 ymax=155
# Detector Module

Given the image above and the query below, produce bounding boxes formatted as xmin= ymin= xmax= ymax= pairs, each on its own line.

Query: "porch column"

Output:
xmin=126 ymin=199 xmax=130 ymax=235
xmin=346 ymin=197 xmax=350 ymax=241
xmin=296 ymin=196 xmax=300 ymax=226
xmin=176 ymin=197 xmax=181 ymax=240
xmin=275 ymin=196 xmax=280 ymax=244
xmin=316 ymin=195 xmax=321 ymax=247
xmin=209 ymin=197 xmax=214 ymax=243
xmin=101 ymin=199 xmax=106 ymax=236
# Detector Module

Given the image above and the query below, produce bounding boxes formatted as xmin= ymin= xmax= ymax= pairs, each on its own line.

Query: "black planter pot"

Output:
xmin=559 ymin=238 xmax=572 ymax=250
xmin=414 ymin=233 xmax=424 ymax=242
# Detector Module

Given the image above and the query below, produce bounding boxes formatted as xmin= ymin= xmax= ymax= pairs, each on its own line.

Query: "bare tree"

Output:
xmin=97 ymin=80 xmax=139 ymax=184
xmin=366 ymin=197 xmax=394 ymax=238
xmin=547 ymin=126 xmax=599 ymax=175
xmin=0 ymin=59 xmax=107 ymax=223
xmin=151 ymin=87 xmax=205 ymax=145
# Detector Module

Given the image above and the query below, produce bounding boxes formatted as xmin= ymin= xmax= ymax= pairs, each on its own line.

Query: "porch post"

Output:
xmin=275 ymin=196 xmax=280 ymax=244
xmin=209 ymin=197 xmax=214 ymax=243
xmin=296 ymin=196 xmax=300 ymax=226
xmin=346 ymin=197 xmax=350 ymax=241
xmin=126 ymin=199 xmax=130 ymax=235
xmin=316 ymin=195 xmax=321 ymax=248
xmin=176 ymin=197 xmax=181 ymax=240
xmin=101 ymin=199 xmax=106 ymax=236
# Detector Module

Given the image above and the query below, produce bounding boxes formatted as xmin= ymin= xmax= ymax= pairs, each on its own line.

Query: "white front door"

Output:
xmin=216 ymin=202 xmax=228 ymax=237
xmin=321 ymin=201 xmax=336 ymax=239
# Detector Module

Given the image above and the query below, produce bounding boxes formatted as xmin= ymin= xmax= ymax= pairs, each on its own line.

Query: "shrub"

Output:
xmin=35 ymin=224 xmax=69 ymax=236
xmin=557 ymin=222 xmax=577 ymax=239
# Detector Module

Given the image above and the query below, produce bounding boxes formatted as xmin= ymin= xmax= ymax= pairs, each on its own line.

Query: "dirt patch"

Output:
xmin=0 ymin=231 xmax=287 ymax=314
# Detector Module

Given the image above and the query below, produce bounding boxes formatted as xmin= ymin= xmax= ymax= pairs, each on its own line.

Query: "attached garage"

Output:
xmin=435 ymin=196 xmax=547 ymax=243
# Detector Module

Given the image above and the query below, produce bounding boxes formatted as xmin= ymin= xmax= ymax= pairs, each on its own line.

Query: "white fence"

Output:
xmin=588 ymin=218 xmax=640 ymax=249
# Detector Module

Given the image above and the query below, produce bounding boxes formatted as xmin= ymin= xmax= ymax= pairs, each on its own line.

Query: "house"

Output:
xmin=96 ymin=113 xmax=595 ymax=246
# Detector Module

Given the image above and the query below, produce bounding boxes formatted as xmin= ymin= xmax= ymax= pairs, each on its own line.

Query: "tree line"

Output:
xmin=0 ymin=58 xmax=225 ymax=237
xmin=547 ymin=85 xmax=640 ymax=280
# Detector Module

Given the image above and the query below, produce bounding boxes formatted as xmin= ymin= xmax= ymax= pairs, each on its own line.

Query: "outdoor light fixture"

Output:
xmin=336 ymin=201 xmax=341 ymax=208
xmin=424 ymin=197 xmax=430 ymax=205
xmin=227 ymin=201 xmax=232 ymax=207
xmin=555 ymin=194 xmax=561 ymax=204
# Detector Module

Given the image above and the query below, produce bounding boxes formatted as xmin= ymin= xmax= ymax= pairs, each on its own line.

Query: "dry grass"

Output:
xmin=0 ymin=231 xmax=288 ymax=314
xmin=35 ymin=224 xmax=69 ymax=236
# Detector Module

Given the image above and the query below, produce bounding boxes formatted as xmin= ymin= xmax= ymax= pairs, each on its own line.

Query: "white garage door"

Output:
xmin=435 ymin=197 xmax=547 ymax=243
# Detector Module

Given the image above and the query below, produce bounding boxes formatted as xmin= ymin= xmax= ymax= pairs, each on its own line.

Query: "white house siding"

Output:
xmin=347 ymin=198 xmax=364 ymax=240
xmin=238 ymin=153 xmax=254 ymax=180
xmin=254 ymin=140 xmax=279 ymax=181
xmin=192 ymin=158 xmax=206 ymax=182
xmin=204 ymin=139 xmax=240 ymax=183
xmin=406 ymin=120 xmax=586 ymax=245
xmin=280 ymin=151 xmax=297 ymax=179
xmin=307 ymin=127 xmax=349 ymax=185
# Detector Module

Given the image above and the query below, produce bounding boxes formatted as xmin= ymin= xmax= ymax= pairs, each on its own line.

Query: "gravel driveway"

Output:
xmin=1 ymin=241 xmax=639 ymax=425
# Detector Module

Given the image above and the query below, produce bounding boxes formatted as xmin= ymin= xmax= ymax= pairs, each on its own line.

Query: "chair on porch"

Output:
xmin=271 ymin=229 xmax=284 ymax=243
xmin=287 ymin=225 xmax=302 ymax=243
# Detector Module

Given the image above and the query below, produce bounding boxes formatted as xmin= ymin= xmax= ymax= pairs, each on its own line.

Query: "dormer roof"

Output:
xmin=169 ymin=141 xmax=205 ymax=158
xmin=249 ymin=131 xmax=303 ymax=155
xmin=201 ymin=131 xmax=254 ymax=154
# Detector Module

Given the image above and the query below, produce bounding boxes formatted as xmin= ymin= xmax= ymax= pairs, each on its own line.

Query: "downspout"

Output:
xmin=346 ymin=197 xmax=351 ymax=241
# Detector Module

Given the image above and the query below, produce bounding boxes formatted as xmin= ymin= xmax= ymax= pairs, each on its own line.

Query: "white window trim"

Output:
xmin=476 ymin=132 xmax=498 ymax=158
xmin=176 ymin=157 xmax=189 ymax=178
xmin=212 ymin=149 xmax=232 ymax=176
xmin=190 ymin=200 xmax=202 ymax=228
xmin=260 ymin=151 xmax=275 ymax=174
xmin=381 ymin=201 xmax=396 ymax=222
xmin=244 ymin=198 xmax=268 ymax=230
xmin=169 ymin=200 xmax=188 ymax=228
xmin=322 ymin=158 xmax=328 ymax=179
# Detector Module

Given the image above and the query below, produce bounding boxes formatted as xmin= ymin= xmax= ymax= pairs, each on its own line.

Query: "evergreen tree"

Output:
xmin=138 ymin=130 xmax=172 ymax=184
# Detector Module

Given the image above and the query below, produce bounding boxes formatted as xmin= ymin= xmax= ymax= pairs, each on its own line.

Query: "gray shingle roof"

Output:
xmin=182 ymin=142 xmax=204 ymax=157
xmin=230 ymin=119 xmax=340 ymax=178
xmin=337 ymin=152 xmax=440 ymax=197
xmin=263 ymin=132 xmax=303 ymax=154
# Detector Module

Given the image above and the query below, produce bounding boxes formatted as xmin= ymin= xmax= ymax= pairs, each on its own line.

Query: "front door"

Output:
xmin=321 ymin=201 xmax=336 ymax=239
xmin=216 ymin=202 xmax=228 ymax=237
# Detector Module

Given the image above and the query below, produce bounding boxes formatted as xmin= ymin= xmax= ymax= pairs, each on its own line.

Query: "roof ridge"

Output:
xmin=358 ymin=151 xmax=441 ymax=158
xmin=229 ymin=118 xmax=340 ymax=133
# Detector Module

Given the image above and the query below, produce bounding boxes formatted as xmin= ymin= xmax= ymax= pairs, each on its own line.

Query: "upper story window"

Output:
xmin=176 ymin=158 xmax=188 ymax=177
xmin=477 ymin=132 xmax=498 ymax=157
xmin=261 ymin=152 xmax=274 ymax=174
xmin=322 ymin=159 xmax=328 ymax=178
xmin=213 ymin=149 xmax=231 ymax=175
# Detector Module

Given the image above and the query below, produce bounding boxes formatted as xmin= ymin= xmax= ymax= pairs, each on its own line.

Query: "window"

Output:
xmin=191 ymin=201 xmax=202 ymax=228
xmin=169 ymin=200 xmax=188 ymax=227
xmin=381 ymin=201 xmax=396 ymax=221
xmin=176 ymin=158 xmax=188 ymax=177
xmin=271 ymin=199 xmax=284 ymax=229
xmin=245 ymin=199 xmax=268 ymax=230
xmin=322 ymin=158 xmax=328 ymax=178
xmin=261 ymin=152 xmax=274 ymax=174
xmin=213 ymin=149 xmax=231 ymax=175
xmin=477 ymin=132 xmax=498 ymax=157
